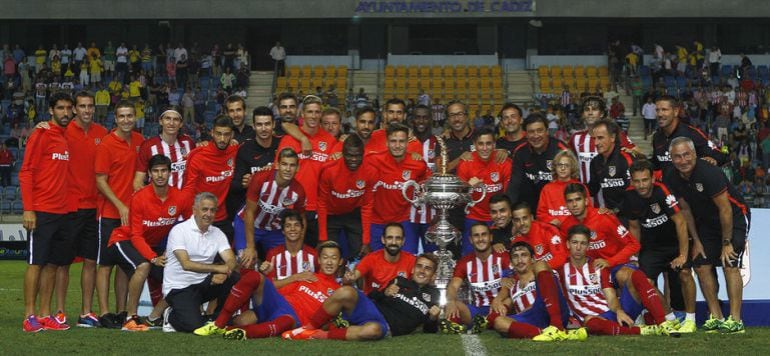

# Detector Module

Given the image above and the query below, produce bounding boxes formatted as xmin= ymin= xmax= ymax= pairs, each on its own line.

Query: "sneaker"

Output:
xmin=223 ymin=328 xmax=247 ymax=341
xmin=532 ymin=325 xmax=567 ymax=342
xmin=77 ymin=313 xmax=102 ymax=328
xmin=54 ymin=311 xmax=67 ymax=325
xmin=719 ymin=316 xmax=745 ymax=334
xmin=332 ymin=313 xmax=350 ymax=328
xmin=640 ymin=325 xmax=663 ymax=336
xmin=162 ymin=307 xmax=176 ymax=333
xmin=40 ymin=315 xmax=70 ymax=331
xmin=678 ymin=320 xmax=697 ymax=333
xmin=99 ymin=313 xmax=122 ymax=329
xmin=470 ymin=314 xmax=488 ymax=334
xmin=122 ymin=316 xmax=150 ymax=332
xmin=439 ymin=319 xmax=466 ymax=334
xmin=565 ymin=327 xmax=588 ymax=341
xmin=282 ymin=326 xmax=320 ymax=340
xmin=139 ymin=315 xmax=163 ymax=329
xmin=22 ymin=315 xmax=43 ymax=333
xmin=702 ymin=315 xmax=724 ymax=334
xmin=659 ymin=319 xmax=680 ymax=335
xmin=194 ymin=321 xmax=225 ymax=336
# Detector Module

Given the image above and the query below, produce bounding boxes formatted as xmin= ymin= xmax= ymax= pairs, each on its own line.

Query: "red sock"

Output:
xmin=507 ymin=321 xmax=541 ymax=338
xmin=631 ymin=270 xmax=665 ymax=324
xmin=487 ymin=311 xmax=502 ymax=326
xmin=585 ymin=318 xmax=640 ymax=335
xmin=214 ymin=272 xmax=262 ymax=328
xmin=237 ymin=315 xmax=295 ymax=338
xmin=147 ymin=277 xmax=163 ymax=306
xmin=308 ymin=307 xmax=337 ymax=329
xmin=536 ymin=270 xmax=565 ymax=330
xmin=448 ymin=315 xmax=463 ymax=325
xmin=328 ymin=327 xmax=348 ymax=340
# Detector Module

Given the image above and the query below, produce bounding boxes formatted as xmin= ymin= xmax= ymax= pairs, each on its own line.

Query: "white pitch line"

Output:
xmin=461 ymin=334 xmax=488 ymax=356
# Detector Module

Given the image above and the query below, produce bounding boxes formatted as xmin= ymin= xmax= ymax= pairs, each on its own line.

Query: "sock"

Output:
xmin=486 ymin=311 xmax=502 ymax=327
xmin=328 ymin=327 xmax=348 ymax=340
xmin=665 ymin=312 xmax=676 ymax=321
xmin=214 ymin=271 xmax=262 ymax=328
xmin=585 ymin=318 xmax=640 ymax=335
xmin=536 ymin=270 xmax=565 ymax=330
xmin=238 ymin=315 xmax=295 ymax=338
xmin=643 ymin=312 xmax=655 ymax=325
xmin=448 ymin=315 xmax=463 ymax=325
xmin=308 ymin=307 xmax=336 ymax=329
xmin=686 ymin=313 xmax=696 ymax=322
xmin=147 ymin=277 xmax=163 ymax=306
xmin=507 ymin=321 xmax=541 ymax=338
xmin=631 ymin=270 xmax=666 ymax=325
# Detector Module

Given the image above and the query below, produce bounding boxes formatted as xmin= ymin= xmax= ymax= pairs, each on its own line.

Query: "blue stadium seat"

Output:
xmin=758 ymin=65 xmax=769 ymax=80
xmin=639 ymin=66 xmax=650 ymax=76
xmin=11 ymin=173 xmax=18 ymax=187
xmin=0 ymin=201 xmax=11 ymax=214
xmin=676 ymin=76 xmax=687 ymax=88
xmin=11 ymin=200 xmax=22 ymax=214
xmin=3 ymin=186 xmax=17 ymax=201
xmin=721 ymin=65 xmax=733 ymax=77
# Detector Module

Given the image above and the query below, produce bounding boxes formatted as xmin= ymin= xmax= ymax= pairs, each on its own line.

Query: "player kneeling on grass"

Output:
xmin=284 ymin=253 xmax=442 ymax=340
xmin=558 ymin=225 xmax=671 ymax=336
xmin=488 ymin=242 xmax=587 ymax=341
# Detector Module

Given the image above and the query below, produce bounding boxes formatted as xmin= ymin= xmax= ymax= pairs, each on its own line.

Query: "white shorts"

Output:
xmin=104 ymin=60 xmax=115 ymax=71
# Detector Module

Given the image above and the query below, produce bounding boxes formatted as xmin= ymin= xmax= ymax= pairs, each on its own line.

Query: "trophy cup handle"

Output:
xmin=465 ymin=185 xmax=487 ymax=213
xmin=401 ymin=180 xmax=422 ymax=206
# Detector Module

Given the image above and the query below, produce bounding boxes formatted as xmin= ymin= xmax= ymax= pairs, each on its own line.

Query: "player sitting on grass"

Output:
xmin=489 ymin=241 xmax=587 ymax=341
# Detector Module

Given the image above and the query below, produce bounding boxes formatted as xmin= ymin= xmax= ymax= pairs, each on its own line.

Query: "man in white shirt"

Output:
xmin=162 ymin=192 xmax=239 ymax=332
xmin=116 ymin=43 xmax=129 ymax=82
xmin=641 ymin=97 xmax=657 ymax=140
xmin=269 ymin=42 xmax=286 ymax=77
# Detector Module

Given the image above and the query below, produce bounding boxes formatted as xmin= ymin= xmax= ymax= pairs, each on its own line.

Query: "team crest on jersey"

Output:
xmin=551 ymin=235 xmax=561 ymax=245
xmin=589 ymin=272 xmax=599 ymax=284
xmin=546 ymin=160 xmax=553 ymax=170
xmin=168 ymin=206 xmax=177 ymax=216
xmin=422 ymin=293 xmax=432 ymax=302
xmin=282 ymin=195 xmax=298 ymax=206
xmin=428 ymin=149 xmax=436 ymax=160
xmin=319 ymin=141 xmax=327 ymax=151
xmin=402 ymin=170 xmax=411 ymax=180
xmin=695 ymin=183 xmax=704 ymax=192
xmin=535 ymin=244 xmax=544 ymax=255
xmin=492 ymin=264 xmax=499 ymax=274
xmin=590 ymin=231 xmax=597 ymax=240
xmin=327 ymin=288 xmax=334 ymax=296
xmin=302 ymin=261 xmax=310 ymax=271
xmin=356 ymin=180 xmax=365 ymax=189
xmin=608 ymin=166 xmax=616 ymax=177
xmin=490 ymin=172 xmax=499 ymax=182
xmin=227 ymin=158 xmax=234 ymax=167
xmin=94 ymin=138 xmax=101 ymax=145
xmin=650 ymin=203 xmax=661 ymax=214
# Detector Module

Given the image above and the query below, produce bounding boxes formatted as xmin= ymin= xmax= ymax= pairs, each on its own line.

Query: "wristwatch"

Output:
xmin=722 ymin=240 xmax=731 ymax=246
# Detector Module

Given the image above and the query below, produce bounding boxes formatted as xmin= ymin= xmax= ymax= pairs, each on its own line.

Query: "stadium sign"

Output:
xmin=354 ymin=0 xmax=535 ymax=14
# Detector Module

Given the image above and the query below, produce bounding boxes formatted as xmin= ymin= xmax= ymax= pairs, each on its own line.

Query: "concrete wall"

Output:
xmin=387 ymin=54 xmax=499 ymax=66
xmin=2 ymin=0 xmax=770 ymax=19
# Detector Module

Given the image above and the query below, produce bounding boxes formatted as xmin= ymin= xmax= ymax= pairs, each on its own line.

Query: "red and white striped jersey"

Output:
xmin=410 ymin=136 xmax=437 ymax=224
xmin=136 ymin=135 xmax=196 ymax=189
xmin=453 ymin=251 xmax=511 ymax=307
xmin=569 ymin=129 xmax=635 ymax=184
xmin=238 ymin=169 xmax=306 ymax=231
xmin=265 ymin=245 xmax=318 ymax=281
xmin=557 ymin=259 xmax=612 ymax=321
xmin=509 ymin=276 xmax=537 ymax=315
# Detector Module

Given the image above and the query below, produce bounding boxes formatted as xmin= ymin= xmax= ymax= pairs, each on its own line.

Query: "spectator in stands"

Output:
xmin=0 ymin=142 xmax=14 ymax=187
xmin=220 ymin=67 xmax=235 ymax=93
xmin=708 ymin=46 xmax=722 ymax=77
xmin=642 ymin=97 xmax=657 ymax=139
xmin=630 ymin=76 xmax=643 ymax=116
xmin=269 ymin=41 xmax=286 ymax=77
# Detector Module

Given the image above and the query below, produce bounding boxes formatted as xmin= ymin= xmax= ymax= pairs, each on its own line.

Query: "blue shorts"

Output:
xmin=462 ymin=219 xmax=492 ymax=256
xmin=342 ymin=290 xmax=389 ymax=339
xmin=610 ymin=263 xmax=639 ymax=288
xmin=405 ymin=222 xmax=438 ymax=253
xmin=468 ymin=305 xmax=490 ymax=325
xmin=252 ymin=278 xmax=299 ymax=327
xmin=510 ymin=276 xmax=571 ymax=329
xmin=598 ymin=286 xmax=644 ymax=321
xmin=370 ymin=221 xmax=418 ymax=254
xmin=233 ymin=216 xmax=284 ymax=252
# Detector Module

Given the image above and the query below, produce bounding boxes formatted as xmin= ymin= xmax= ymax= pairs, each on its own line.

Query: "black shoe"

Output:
xmin=99 ymin=313 xmax=122 ymax=329
xmin=140 ymin=315 xmax=163 ymax=329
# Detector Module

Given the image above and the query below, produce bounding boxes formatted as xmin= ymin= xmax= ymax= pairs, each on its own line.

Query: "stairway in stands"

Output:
xmin=505 ymin=70 xmax=535 ymax=105
xmin=352 ymin=70 xmax=379 ymax=104
xmin=617 ymin=94 xmax=652 ymax=156
xmin=245 ymin=71 xmax=275 ymax=109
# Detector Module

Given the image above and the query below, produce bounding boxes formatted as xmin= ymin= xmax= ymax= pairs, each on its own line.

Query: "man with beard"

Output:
xmin=273 ymin=92 xmax=298 ymax=137
xmin=443 ymin=223 xmax=512 ymax=334
xmin=227 ymin=106 xmax=280 ymax=219
xmin=224 ymin=95 xmax=255 ymax=144
xmin=664 ymin=137 xmax=750 ymax=334
xmin=489 ymin=194 xmax=515 ymax=252
xmin=318 ymin=135 xmax=375 ymax=260
xmin=408 ymin=104 xmax=439 ymax=252
xmin=496 ymin=103 xmax=527 ymax=153
xmin=457 ymin=127 xmax=512 ymax=256
xmin=365 ymin=99 xmax=422 ymax=155
xmin=236 ymin=148 xmax=306 ymax=269
xmin=506 ymin=113 xmax=570 ymax=212
xmin=20 ymin=92 xmax=74 ymax=332
xmin=346 ymin=223 xmax=416 ymax=295
xmin=569 ymin=96 xmax=638 ymax=184
xmin=182 ymin=116 xmax=239 ymax=240
xmin=510 ymin=203 xmax=567 ymax=269
xmin=651 ymin=95 xmax=727 ymax=175
xmin=94 ymin=101 xmax=144 ymax=326
xmin=133 ymin=105 xmax=195 ymax=191
xmin=352 ymin=106 xmax=376 ymax=145
xmin=321 ymin=108 xmax=343 ymax=139
xmin=284 ymin=253 xmax=441 ymax=340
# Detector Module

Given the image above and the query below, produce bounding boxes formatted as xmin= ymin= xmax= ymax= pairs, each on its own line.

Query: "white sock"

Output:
xmin=665 ymin=313 xmax=676 ymax=321
xmin=686 ymin=313 xmax=696 ymax=322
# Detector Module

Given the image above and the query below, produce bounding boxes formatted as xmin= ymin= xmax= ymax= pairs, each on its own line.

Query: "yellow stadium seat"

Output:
xmin=562 ymin=65 xmax=574 ymax=78
xmin=407 ymin=79 xmax=420 ymax=89
xmin=276 ymin=77 xmax=287 ymax=90
xmin=467 ymin=78 xmax=479 ymax=89
xmin=384 ymin=78 xmax=395 ymax=89
xmin=492 ymin=78 xmax=502 ymax=89
xmin=396 ymin=78 xmax=407 ymax=90
xmin=479 ymin=66 xmax=491 ymax=77
xmin=301 ymin=65 xmax=311 ymax=78
xmin=455 ymin=65 xmax=467 ymax=77
xmin=336 ymin=66 xmax=347 ymax=77
xmin=288 ymin=77 xmax=299 ymax=89
xmin=586 ymin=66 xmax=598 ymax=78
xmin=431 ymin=66 xmax=442 ymax=77
xmin=324 ymin=66 xmax=336 ymax=78
xmin=537 ymin=66 xmax=549 ymax=77
xmin=480 ymin=78 xmax=491 ymax=89
xmin=335 ymin=78 xmax=347 ymax=90
xmin=430 ymin=79 xmax=443 ymax=89
xmin=385 ymin=65 xmax=395 ymax=77
xmin=467 ymin=66 xmax=479 ymax=77
xmin=443 ymin=65 xmax=455 ymax=77
xmin=598 ymin=66 xmax=609 ymax=76
xmin=574 ymin=65 xmax=585 ymax=78
xmin=407 ymin=65 xmax=418 ymax=77
xmin=444 ymin=77 xmax=456 ymax=89
xmin=312 ymin=66 xmax=324 ymax=77
xmin=491 ymin=65 xmax=502 ymax=76
xmin=288 ymin=66 xmax=300 ymax=77
xmin=419 ymin=66 xmax=431 ymax=77
xmin=395 ymin=65 xmax=406 ymax=76
xmin=550 ymin=66 xmax=562 ymax=77
xmin=551 ymin=78 xmax=563 ymax=89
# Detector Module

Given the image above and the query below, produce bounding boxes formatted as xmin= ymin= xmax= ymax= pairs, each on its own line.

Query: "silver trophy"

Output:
xmin=401 ymin=137 xmax=485 ymax=307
